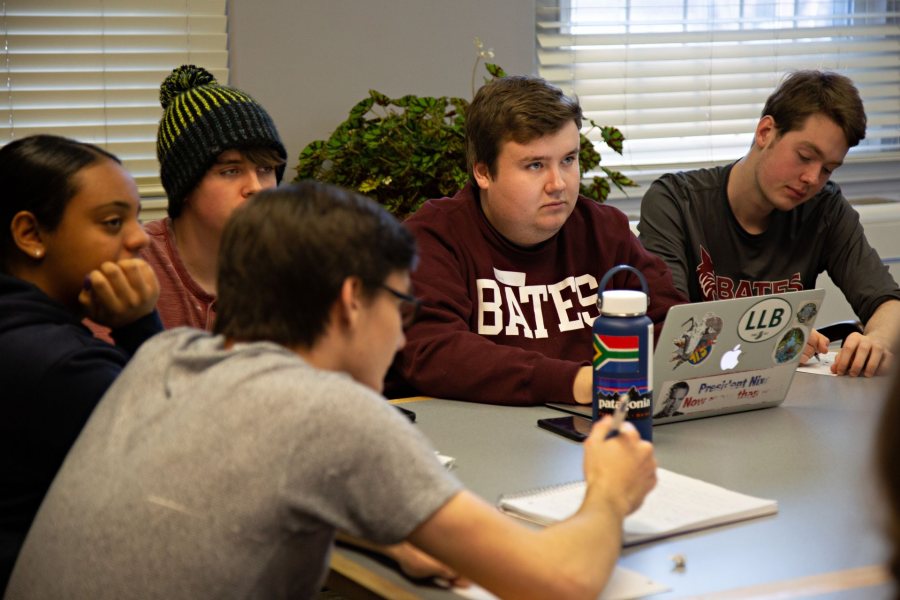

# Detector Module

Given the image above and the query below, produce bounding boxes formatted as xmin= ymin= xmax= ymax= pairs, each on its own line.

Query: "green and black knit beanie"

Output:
xmin=157 ymin=65 xmax=287 ymax=219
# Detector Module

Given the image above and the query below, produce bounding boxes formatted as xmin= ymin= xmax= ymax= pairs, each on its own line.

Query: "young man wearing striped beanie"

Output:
xmin=149 ymin=64 xmax=287 ymax=330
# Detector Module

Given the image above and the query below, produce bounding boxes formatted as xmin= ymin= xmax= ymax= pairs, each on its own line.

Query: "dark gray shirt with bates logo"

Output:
xmin=638 ymin=163 xmax=900 ymax=324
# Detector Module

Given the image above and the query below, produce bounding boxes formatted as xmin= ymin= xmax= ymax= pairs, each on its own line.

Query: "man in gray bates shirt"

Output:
xmin=639 ymin=70 xmax=899 ymax=377
xmin=6 ymin=182 xmax=656 ymax=599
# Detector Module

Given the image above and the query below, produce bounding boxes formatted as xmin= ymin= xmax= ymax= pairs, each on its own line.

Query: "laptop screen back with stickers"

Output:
xmin=652 ymin=289 xmax=824 ymax=423
xmin=546 ymin=289 xmax=825 ymax=425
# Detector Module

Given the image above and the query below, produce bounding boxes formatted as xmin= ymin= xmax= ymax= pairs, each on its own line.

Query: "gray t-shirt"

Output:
xmin=6 ymin=329 xmax=461 ymax=600
xmin=638 ymin=164 xmax=900 ymax=323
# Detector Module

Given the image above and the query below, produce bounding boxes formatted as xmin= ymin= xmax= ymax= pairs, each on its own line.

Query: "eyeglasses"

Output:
xmin=380 ymin=284 xmax=422 ymax=328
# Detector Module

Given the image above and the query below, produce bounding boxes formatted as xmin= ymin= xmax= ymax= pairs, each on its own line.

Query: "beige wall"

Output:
xmin=227 ymin=0 xmax=536 ymax=183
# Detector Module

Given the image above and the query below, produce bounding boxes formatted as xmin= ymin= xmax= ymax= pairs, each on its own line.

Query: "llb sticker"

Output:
xmin=670 ymin=313 xmax=723 ymax=369
xmin=738 ymin=297 xmax=792 ymax=342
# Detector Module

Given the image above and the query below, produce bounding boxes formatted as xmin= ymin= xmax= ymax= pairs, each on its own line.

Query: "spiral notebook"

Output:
xmin=498 ymin=468 xmax=777 ymax=545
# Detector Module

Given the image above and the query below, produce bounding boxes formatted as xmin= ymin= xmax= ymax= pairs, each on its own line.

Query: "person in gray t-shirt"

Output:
xmin=640 ymin=70 xmax=899 ymax=377
xmin=7 ymin=181 xmax=656 ymax=599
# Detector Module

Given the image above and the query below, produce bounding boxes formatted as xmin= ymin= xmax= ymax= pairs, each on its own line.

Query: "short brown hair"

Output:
xmin=214 ymin=181 xmax=416 ymax=348
xmin=763 ymin=70 xmax=866 ymax=148
xmin=466 ymin=76 xmax=582 ymax=183
xmin=239 ymin=146 xmax=287 ymax=170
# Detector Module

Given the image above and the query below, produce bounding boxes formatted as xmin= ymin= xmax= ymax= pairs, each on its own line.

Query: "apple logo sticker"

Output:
xmin=720 ymin=344 xmax=742 ymax=370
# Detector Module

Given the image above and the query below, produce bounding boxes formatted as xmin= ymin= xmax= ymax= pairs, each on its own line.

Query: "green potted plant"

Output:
xmin=295 ymin=41 xmax=635 ymax=218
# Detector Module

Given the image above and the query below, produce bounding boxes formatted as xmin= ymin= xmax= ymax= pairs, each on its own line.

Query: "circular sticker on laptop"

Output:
xmin=773 ymin=327 xmax=807 ymax=364
xmin=797 ymin=302 xmax=819 ymax=324
xmin=738 ymin=297 xmax=792 ymax=343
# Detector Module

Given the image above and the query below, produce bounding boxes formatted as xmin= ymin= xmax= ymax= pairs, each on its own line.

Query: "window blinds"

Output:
xmin=536 ymin=0 xmax=900 ymax=184
xmin=1 ymin=0 xmax=228 ymax=197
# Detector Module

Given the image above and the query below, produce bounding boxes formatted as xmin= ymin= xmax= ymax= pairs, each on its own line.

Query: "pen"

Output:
xmin=814 ymin=352 xmax=821 ymax=362
xmin=605 ymin=394 xmax=630 ymax=439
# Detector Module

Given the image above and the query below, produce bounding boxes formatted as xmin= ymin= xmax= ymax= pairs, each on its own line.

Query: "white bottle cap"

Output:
xmin=600 ymin=290 xmax=647 ymax=316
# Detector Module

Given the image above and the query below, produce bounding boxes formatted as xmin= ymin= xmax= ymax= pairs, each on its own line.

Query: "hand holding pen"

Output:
xmin=583 ymin=394 xmax=657 ymax=517
xmin=802 ymin=329 xmax=829 ymax=365
xmin=605 ymin=394 xmax=630 ymax=439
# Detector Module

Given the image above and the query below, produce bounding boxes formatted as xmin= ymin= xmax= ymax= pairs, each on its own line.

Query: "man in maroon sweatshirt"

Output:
xmin=388 ymin=75 xmax=685 ymax=406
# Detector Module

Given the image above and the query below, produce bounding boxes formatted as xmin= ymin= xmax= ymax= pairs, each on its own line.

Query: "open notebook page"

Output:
xmin=499 ymin=468 xmax=777 ymax=545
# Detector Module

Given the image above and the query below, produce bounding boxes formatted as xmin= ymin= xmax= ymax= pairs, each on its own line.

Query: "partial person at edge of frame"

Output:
xmin=5 ymin=181 xmax=657 ymax=600
xmin=876 ymin=360 xmax=900 ymax=599
xmin=386 ymin=74 xmax=687 ymax=407
xmin=638 ymin=70 xmax=900 ymax=378
xmin=0 ymin=134 xmax=162 ymax=590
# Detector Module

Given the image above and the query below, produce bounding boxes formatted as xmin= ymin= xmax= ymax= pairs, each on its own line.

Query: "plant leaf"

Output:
xmin=369 ymin=90 xmax=391 ymax=106
xmin=601 ymin=167 xmax=637 ymax=192
xmin=295 ymin=140 xmax=325 ymax=179
xmin=600 ymin=126 xmax=625 ymax=154
xmin=581 ymin=176 xmax=611 ymax=203
xmin=485 ymin=63 xmax=507 ymax=78
xmin=348 ymin=97 xmax=375 ymax=121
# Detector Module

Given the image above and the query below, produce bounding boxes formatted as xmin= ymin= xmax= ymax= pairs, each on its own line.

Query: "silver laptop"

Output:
xmin=547 ymin=289 xmax=825 ymax=425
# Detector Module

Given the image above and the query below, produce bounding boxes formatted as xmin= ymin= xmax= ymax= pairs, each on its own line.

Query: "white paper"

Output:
xmin=436 ymin=452 xmax=456 ymax=469
xmin=452 ymin=565 xmax=669 ymax=600
xmin=499 ymin=468 xmax=778 ymax=545
xmin=797 ymin=351 xmax=838 ymax=376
